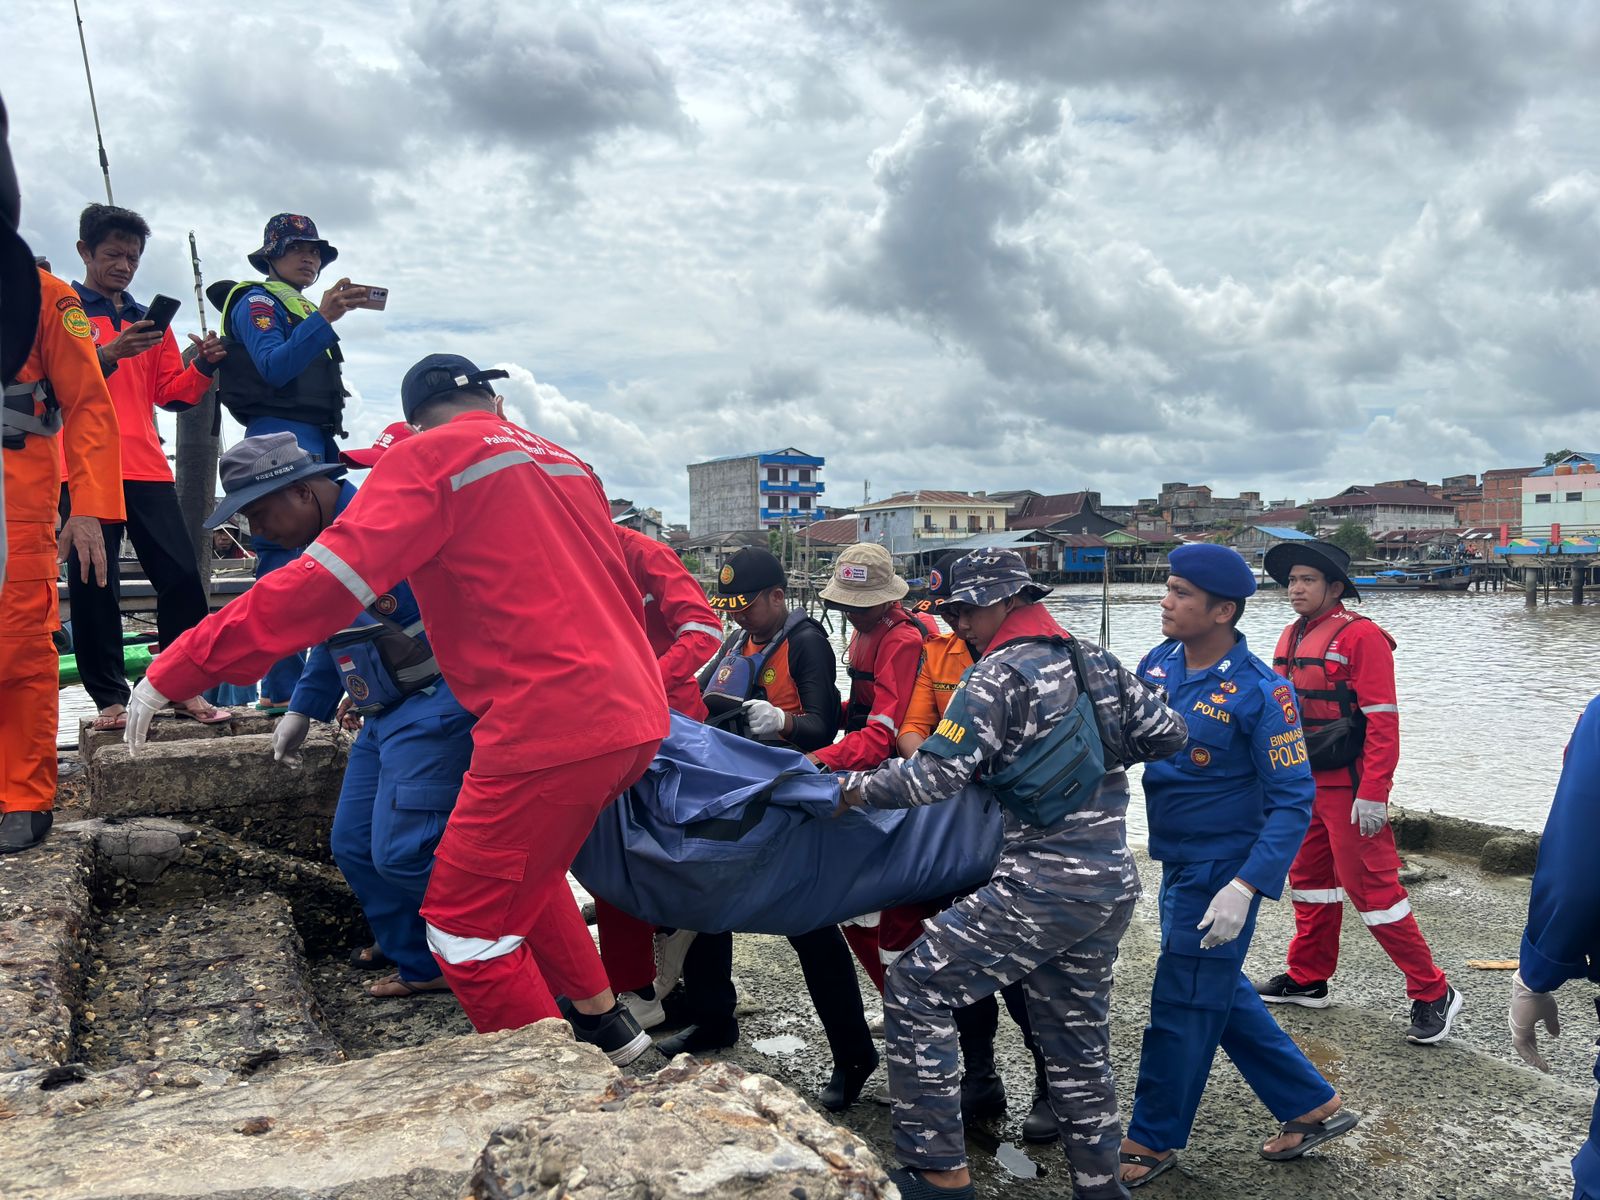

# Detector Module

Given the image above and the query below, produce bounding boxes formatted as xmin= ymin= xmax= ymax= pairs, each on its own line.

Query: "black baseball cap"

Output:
xmin=400 ymin=353 xmax=510 ymax=423
xmin=709 ymin=547 xmax=786 ymax=611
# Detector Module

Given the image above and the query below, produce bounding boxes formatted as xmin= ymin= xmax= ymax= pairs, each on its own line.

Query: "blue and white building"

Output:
xmin=688 ymin=447 xmax=828 ymax=536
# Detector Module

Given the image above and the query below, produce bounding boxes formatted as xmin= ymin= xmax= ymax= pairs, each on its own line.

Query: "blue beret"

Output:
xmin=1169 ymin=544 xmax=1257 ymax=600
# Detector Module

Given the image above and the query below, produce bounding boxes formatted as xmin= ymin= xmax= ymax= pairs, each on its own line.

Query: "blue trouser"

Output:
xmin=1127 ymin=859 xmax=1335 ymax=1152
xmin=243 ymin=417 xmax=342 ymax=702
xmin=329 ymin=684 xmax=475 ymax=983
xmin=1576 ymin=1054 xmax=1600 ymax=1200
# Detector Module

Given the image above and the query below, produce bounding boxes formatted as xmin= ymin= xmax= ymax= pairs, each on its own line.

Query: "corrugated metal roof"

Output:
xmin=933 ymin=530 xmax=1052 ymax=550
xmin=858 ymin=490 xmax=1011 ymax=510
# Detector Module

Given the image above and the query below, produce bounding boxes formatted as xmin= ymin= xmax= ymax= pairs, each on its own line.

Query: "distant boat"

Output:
xmin=1351 ymin=563 xmax=1474 ymax=592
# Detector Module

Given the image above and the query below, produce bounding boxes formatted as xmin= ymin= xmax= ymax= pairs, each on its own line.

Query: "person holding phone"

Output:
xmin=212 ymin=212 xmax=371 ymax=710
xmin=62 ymin=203 xmax=230 ymax=732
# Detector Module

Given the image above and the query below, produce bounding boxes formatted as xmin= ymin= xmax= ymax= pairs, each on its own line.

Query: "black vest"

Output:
xmin=216 ymin=287 xmax=347 ymax=432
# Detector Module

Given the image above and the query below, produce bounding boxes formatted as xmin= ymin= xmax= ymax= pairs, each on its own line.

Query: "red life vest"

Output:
xmin=843 ymin=605 xmax=931 ymax=732
xmin=1272 ymin=610 xmax=1369 ymax=772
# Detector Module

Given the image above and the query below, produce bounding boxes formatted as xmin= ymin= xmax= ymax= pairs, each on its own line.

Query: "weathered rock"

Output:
xmin=88 ymin=733 xmax=347 ymax=859
xmin=1479 ymin=833 xmax=1540 ymax=875
xmin=80 ymin=890 xmax=341 ymax=1073
xmin=78 ymin=710 xmax=280 ymax=766
xmin=471 ymin=1056 xmax=892 ymax=1200
xmin=0 ymin=1059 xmax=233 ymax=1121
xmin=68 ymin=816 xmax=199 ymax=883
xmin=0 ymin=1023 xmax=621 ymax=1200
xmin=0 ymin=830 xmax=98 ymax=1072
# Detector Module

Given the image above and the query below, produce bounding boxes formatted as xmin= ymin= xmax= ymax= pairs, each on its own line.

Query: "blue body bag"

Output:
xmin=571 ymin=713 xmax=1005 ymax=935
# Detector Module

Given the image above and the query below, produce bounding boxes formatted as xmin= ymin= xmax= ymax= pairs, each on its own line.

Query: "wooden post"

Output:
xmin=1575 ymin=564 xmax=1586 ymax=606
xmin=174 ymin=373 xmax=221 ymax=599
xmin=1526 ymin=565 xmax=1538 ymax=607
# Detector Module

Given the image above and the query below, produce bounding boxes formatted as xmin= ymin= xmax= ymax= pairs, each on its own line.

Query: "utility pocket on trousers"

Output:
xmin=434 ymin=827 xmax=528 ymax=883
xmin=393 ymin=781 xmax=460 ymax=813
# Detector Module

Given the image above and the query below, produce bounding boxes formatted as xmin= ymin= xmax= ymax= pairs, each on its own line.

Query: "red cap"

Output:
xmin=339 ymin=422 xmax=415 ymax=470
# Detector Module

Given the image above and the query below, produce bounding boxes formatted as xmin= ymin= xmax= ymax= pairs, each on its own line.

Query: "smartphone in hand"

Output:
xmin=143 ymin=294 xmax=182 ymax=335
xmin=351 ymin=286 xmax=388 ymax=311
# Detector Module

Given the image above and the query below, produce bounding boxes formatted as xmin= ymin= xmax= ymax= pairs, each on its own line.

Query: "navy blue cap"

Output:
xmin=400 ymin=353 xmax=510 ymax=423
xmin=1169 ymin=544 xmax=1257 ymax=600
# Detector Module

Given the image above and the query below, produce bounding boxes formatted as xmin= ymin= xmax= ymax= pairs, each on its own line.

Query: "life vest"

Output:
xmin=843 ymin=605 xmax=931 ymax=732
xmin=1 ymin=377 xmax=60 ymax=451
xmin=701 ymin=608 xmax=814 ymax=737
xmin=324 ymin=602 xmax=442 ymax=716
xmin=1272 ymin=611 xmax=1368 ymax=772
xmin=215 ymin=280 xmax=347 ymax=432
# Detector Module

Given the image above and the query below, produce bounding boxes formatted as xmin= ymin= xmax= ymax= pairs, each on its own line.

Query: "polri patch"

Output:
xmin=1190 ymin=746 xmax=1212 ymax=767
xmin=1273 ymin=684 xmax=1298 ymax=726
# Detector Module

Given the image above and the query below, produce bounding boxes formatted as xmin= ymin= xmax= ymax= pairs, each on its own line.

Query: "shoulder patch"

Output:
xmin=253 ymin=313 xmax=275 ymax=331
xmin=56 ymin=295 xmax=81 ymax=312
xmin=61 ymin=305 xmax=92 ymax=339
xmin=1272 ymin=684 xmax=1298 ymax=726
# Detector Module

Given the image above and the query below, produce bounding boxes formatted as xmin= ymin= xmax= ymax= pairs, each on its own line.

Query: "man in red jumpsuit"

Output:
xmin=594 ymin=523 xmax=723 ymax=1025
xmin=126 ymin=353 xmax=668 ymax=1063
xmin=1255 ymin=540 xmax=1462 ymax=1044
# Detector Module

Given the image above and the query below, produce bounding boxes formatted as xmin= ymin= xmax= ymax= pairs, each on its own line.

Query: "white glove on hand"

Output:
xmin=273 ymin=712 xmax=312 ymax=765
xmin=742 ymin=698 xmax=787 ymax=737
xmin=123 ymin=677 xmax=169 ymax=755
xmin=1197 ymin=879 xmax=1255 ymax=950
xmin=1351 ymin=798 xmax=1388 ymax=838
xmin=1508 ymin=971 xmax=1560 ymax=1072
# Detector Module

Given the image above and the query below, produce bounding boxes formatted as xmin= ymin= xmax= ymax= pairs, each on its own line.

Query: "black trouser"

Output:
xmin=60 ymin=480 xmax=208 ymax=711
xmin=685 ymin=926 xmax=875 ymax=1068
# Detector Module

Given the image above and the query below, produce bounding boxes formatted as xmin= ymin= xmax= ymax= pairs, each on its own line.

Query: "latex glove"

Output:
xmin=123 ymin=677 xmax=169 ymax=755
xmin=1508 ymin=971 xmax=1560 ymax=1072
xmin=1351 ymin=798 xmax=1388 ymax=838
xmin=273 ymin=712 xmax=312 ymax=765
xmin=742 ymin=698 xmax=787 ymax=737
xmin=1197 ymin=878 xmax=1255 ymax=949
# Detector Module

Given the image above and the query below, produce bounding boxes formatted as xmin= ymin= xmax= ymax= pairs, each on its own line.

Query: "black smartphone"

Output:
xmin=143 ymin=294 xmax=182 ymax=335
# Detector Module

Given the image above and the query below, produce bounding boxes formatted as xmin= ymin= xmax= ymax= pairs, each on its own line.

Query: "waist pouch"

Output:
xmin=325 ymin=622 xmax=441 ymax=715
xmin=3 ymin=380 xmax=61 ymax=451
xmin=1305 ymin=712 xmax=1366 ymax=771
xmin=985 ymin=689 xmax=1105 ymax=826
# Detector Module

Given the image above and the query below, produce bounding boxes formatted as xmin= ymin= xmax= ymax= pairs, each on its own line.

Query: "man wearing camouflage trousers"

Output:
xmin=840 ymin=550 xmax=1187 ymax=1200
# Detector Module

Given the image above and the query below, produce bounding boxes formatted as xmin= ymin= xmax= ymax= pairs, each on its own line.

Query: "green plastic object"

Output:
xmin=58 ymin=640 xmax=156 ymax=689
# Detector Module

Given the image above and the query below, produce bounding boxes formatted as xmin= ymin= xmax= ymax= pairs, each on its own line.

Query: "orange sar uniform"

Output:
xmin=3 ymin=271 xmax=122 ymax=814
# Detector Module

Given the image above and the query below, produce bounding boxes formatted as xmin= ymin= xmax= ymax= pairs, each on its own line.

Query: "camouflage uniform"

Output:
xmin=843 ymin=550 xmax=1186 ymax=1200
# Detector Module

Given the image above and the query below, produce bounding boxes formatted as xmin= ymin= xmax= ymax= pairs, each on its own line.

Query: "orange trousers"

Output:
xmin=1 ymin=523 xmax=61 ymax=814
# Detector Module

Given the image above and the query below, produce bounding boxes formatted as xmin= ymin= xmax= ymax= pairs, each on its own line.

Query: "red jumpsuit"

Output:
xmin=1275 ymin=604 xmax=1446 ymax=1001
xmin=595 ymin=526 xmax=724 ymax=992
xmin=147 ymin=411 xmax=669 ymax=1030
xmin=3 ymin=271 xmax=123 ymax=817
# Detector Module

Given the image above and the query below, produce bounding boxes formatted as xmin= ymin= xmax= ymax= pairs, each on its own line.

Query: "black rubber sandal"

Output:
xmin=1260 ymin=1109 xmax=1360 ymax=1161
xmin=1121 ymin=1151 xmax=1179 ymax=1188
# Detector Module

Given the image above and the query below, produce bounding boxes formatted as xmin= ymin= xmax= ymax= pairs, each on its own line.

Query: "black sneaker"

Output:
xmin=558 ymin=998 xmax=654 ymax=1066
xmin=1406 ymin=983 xmax=1464 ymax=1045
xmin=654 ymin=1019 xmax=739 ymax=1057
xmin=1255 ymin=973 xmax=1331 ymax=1008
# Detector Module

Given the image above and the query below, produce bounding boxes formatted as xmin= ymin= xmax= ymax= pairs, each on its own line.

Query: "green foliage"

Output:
xmin=1294 ymin=516 xmax=1318 ymax=536
xmin=1327 ymin=520 xmax=1374 ymax=560
xmin=681 ymin=554 xmax=702 ymax=574
xmin=1544 ymin=448 xmax=1577 ymax=466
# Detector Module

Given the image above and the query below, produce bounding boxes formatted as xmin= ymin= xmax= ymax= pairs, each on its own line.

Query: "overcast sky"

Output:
xmin=7 ymin=1 xmax=1599 ymax=521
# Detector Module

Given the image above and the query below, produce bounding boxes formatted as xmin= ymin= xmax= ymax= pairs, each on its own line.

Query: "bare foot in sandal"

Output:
xmin=1262 ymin=1095 xmax=1344 ymax=1156
xmin=92 ymin=706 xmax=127 ymax=731
xmin=368 ymin=971 xmax=450 ymax=998
xmin=1119 ymin=1138 xmax=1177 ymax=1185
xmin=174 ymin=697 xmax=233 ymax=724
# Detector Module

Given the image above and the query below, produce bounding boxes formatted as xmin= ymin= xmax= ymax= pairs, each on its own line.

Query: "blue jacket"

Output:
xmin=1520 ymin=695 xmax=1600 ymax=993
xmin=288 ymin=481 xmax=432 ymax=722
xmin=227 ymin=284 xmax=338 ymax=389
xmin=1136 ymin=633 xmax=1314 ymax=898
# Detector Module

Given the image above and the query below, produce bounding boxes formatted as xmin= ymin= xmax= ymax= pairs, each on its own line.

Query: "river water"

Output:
xmin=61 ymin=583 xmax=1595 ymax=834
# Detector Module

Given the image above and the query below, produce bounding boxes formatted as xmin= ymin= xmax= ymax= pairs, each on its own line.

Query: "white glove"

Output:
xmin=123 ymin=677 xmax=169 ymax=755
xmin=1197 ymin=878 xmax=1255 ymax=949
xmin=273 ymin=712 xmax=312 ymax=765
xmin=1508 ymin=971 xmax=1560 ymax=1073
xmin=742 ymin=698 xmax=787 ymax=737
xmin=1351 ymin=798 xmax=1388 ymax=838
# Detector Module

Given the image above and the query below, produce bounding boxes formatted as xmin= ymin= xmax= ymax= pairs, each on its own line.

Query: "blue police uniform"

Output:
xmin=288 ymin=482 xmax=475 ymax=984
xmin=1519 ymin=695 xmax=1600 ymax=1199
xmin=228 ymin=288 xmax=343 ymax=702
xmin=1127 ymin=630 xmax=1334 ymax=1152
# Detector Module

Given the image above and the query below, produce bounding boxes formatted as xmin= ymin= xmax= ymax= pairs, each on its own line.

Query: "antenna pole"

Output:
xmin=188 ymin=231 xmax=209 ymax=337
xmin=73 ymin=0 xmax=114 ymax=204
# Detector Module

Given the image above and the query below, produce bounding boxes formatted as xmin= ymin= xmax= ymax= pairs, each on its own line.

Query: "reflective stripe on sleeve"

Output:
xmin=1357 ymin=898 xmax=1413 ymax=927
xmin=425 ymin=924 xmax=526 ymax=964
xmin=1291 ymin=888 xmax=1348 ymax=904
xmin=677 ymin=622 xmax=723 ymax=639
xmin=305 ymin=542 xmax=377 ymax=607
xmin=1360 ymin=703 xmax=1398 ymax=715
xmin=1325 ymin=651 xmax=1351 ymax=665
xmin=869 ymin=713 xmax=897 ymax=733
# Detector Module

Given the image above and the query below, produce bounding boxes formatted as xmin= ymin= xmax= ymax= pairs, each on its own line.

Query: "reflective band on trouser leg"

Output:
xmin=305 ymin=541 xmax=378 ymax=607
xmin=424 ymin=926 xmax=525 ymax=964
xmin=1290 ymin=888 xmax=1347 ymax=904
xmin=1357 ymin=898 xmax=1412 ymax=926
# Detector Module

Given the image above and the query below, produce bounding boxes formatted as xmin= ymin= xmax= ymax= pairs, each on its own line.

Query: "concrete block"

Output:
xmin=1479 ymin=834 xmax=1540 ymax=876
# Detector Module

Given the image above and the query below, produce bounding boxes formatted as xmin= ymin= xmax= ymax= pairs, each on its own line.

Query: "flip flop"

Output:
xmin=1121 ymin=1151 xmax=1179 ymax=1188
xmin=368 ymin=971 xmax=451 ymax=999
xmin=92 ymin=710 xmax=128 ymax=732
xmin=255 ymin=702 xmax=288 ymax=716
xmin=348 ymin=943 xmax=394 ymax=970
xmin=172 ymin=702 xmax=234 ymax=725
xmin=1260 ymin=1109 xmax=1360 ymax=1161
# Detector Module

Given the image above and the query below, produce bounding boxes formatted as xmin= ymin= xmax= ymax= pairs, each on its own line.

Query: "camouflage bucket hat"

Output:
xmin=818 ymin=542 xmax=908 ymax=608
xmin=948 ymin=548 xmax=1053 ymax=607
xmin=248 ymin=213 xmax=337 ymax=274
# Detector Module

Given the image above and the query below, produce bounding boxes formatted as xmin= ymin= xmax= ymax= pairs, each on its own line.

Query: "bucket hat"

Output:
xmin=948 ymin=548 xmax=1053 ymax=607
xmin=819 ymin=543 xmax=909 ymax=608
xmin=1263 ymin=539 xmax=1362 ymax=601
xmin=204 ymin=432 xmax=344 ymax=529
xmin=248 ymin=213 xmax=337 ymax=274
